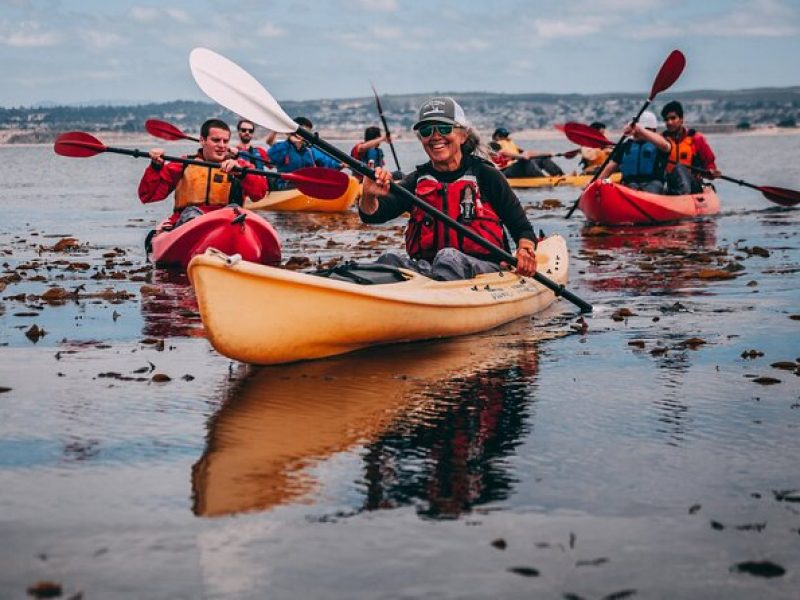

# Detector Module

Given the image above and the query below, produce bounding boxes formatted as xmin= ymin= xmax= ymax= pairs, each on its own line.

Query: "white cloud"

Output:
xmin=531 ymin=15 xmax=615 ymax=39
xmin=257 ymin=23 xmax=285 ymax=38
xmin=0 ymin=20 xmax=60 ymax=47
xmin=130 ymin=6 xmax=159 ymax=22
xmin=355 ymin=0 xmax=398 ymax=11
xmin=83 ymin=30 xmax=127 ymax=49
xmin=164 ymin=8 xmax=192 ymax=24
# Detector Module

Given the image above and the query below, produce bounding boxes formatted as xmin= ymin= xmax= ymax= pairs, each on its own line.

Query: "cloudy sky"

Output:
xmin=1 ymin=0 xmax=798 ymax=107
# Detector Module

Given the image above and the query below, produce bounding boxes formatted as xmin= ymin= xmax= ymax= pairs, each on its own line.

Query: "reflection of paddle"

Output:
xmin=370 ymin=82 xmax=402 ymax=173
xmin=145 ymin=118 xmax=199 ymax=142
xmin=565 ymin=50 xmax=686 ymax=219
xmin=563 ymin=122 xmax=800 ymax=207
xmin=189 ymin=47 xmax=592 ymax=313
xmin=54 ymin=131 xmax=350 ymax=200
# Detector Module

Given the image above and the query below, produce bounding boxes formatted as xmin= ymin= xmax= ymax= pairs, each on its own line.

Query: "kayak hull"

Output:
xmin=188 ymin=235 xmax=569 ymax=365
xmin=245 ymin=175 xmax=360 ymax=212
xmin=150 ymin=206 xmax=281 ymax=269
xmin=578 ymin=180 xmax=721 ymax=225
xmin=507 ymin=172 xmax=620 ymax=189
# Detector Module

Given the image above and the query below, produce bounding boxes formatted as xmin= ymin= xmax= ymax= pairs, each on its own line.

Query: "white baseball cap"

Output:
xmin=639 ymin=111 xmax=659 ymax=130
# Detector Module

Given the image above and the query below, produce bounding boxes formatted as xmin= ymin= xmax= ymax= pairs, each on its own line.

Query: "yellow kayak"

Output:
xmin=188 ymin=235 xmax=569 ymax=365
xmin=507 ymin=172 xmax=621 ymax=189
xmin=192 ymin=329 xmax=550 ymax=517
xmin=244 ymin=175 xmax=360 ymax=212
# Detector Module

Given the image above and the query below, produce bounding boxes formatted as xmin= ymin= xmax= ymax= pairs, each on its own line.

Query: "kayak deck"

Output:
xmin=150 ymin=206 xmax=281 ymax=269
xmin=188 ymin=235 xmax=569 ymax=365
xmin=507 ymin=172 xmax=620 ymax=189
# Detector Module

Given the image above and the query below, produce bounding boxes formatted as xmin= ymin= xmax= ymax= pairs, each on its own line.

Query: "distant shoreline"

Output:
xmin=1 ymin=125 xmax=798 ymax=147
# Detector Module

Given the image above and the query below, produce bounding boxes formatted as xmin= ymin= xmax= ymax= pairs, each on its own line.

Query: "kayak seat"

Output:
xmin=311 ymin=262 xmax=408 ymax=285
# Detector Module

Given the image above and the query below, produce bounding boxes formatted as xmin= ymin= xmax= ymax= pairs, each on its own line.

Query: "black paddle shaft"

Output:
xmin=296 ymin=128 xmax=593 ymax=313
xmin=103 ymin=146 xmax=283 ymax=180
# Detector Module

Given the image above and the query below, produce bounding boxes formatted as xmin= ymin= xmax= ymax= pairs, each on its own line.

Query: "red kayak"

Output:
xmin=150 ymin=205 xmax=281 ymax=269
xmin=578 ymin=180 xmax=720 ymax=225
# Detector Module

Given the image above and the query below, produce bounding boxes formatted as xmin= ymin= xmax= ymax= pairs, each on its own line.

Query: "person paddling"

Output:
xmin=350 ymin=126 xmax=387 ymax=181
xmin=489 ymin=127 xmax=565 ymax=179
xmin=597 ymin=111 xmax=671 ymax=194
xmin=359 ymin=97 xmax=538 ymax=281
xmin=138 ymin=118 xmax=267 ymax=229
xmin=579 ymin=122 xmax=611 ymax=175
xmin=266 ymin=116 xmax=344 ymax=190
xmin=231 ymin=118 xmax=270 ymax=170
xmin=661 ymin=100 xmax=721 ymax=193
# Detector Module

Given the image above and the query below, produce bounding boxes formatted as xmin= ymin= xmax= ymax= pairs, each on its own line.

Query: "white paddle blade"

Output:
xmin=189 ymin=48 xmax=298 ymax=134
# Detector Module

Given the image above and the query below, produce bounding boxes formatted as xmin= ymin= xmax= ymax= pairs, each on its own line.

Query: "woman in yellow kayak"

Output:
xmin=359 ymin=97 xmax=538 ymax=281
xmin=488 ymin=127 xmax=565 ymax=179
xmin=579 ymin=122 xmax=611 ymax=174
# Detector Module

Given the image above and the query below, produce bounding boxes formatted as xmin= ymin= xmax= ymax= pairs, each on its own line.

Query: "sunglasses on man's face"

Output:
xmin=239 ymin=128 xmax=254 ymax=133
xmin=417 ymin=123 xmax=455 ymax=138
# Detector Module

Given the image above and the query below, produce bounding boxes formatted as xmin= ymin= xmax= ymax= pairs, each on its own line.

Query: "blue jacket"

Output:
xmin=267 ymin=140 xmax=341 ymax=174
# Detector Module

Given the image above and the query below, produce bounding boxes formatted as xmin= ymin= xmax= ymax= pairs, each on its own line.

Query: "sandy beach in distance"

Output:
xmin=2 ymin=125 xmax=797 ymax=147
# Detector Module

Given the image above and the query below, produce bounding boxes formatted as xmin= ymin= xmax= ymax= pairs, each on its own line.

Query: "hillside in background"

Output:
xmin=1 ymin=87 xmax=798 ymax=143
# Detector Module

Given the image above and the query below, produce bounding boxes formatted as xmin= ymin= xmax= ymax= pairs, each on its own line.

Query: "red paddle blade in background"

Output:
xmin=145 ymin=119 xmax=197 ymax=141
xmin=562 ymin=122 xmax=615 ymax=149
xmin=282 ymin=167 xmax=350 ymax=200
xmin=53 ymin=131 xmax=107 ymax=157
xmin=650 ymin=50 xmax=686 ymax=99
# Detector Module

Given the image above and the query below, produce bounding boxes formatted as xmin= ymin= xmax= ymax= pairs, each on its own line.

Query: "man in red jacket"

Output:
xmin=138 ymin=118 xmax=267 ymax=228
xmin=661 ymin=101 xmax=721 ymax=193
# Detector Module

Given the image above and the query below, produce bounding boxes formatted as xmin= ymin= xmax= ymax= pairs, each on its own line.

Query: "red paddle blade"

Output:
xmin=759 ymin=185 xmax=800 ymax=207
xmin=650 ymin=49 xmax=686 ymax=99
xmin=563 ymin=122 xmax=614 ymax=149
xmin=281 ymin=167 xmax=351 ymax=200
xmin=53 ymin=131 xmax=107 ymax=157
xmin=553 ymin=123 xmax=566 ymax=132
xmin=145 ymin=119 xmax=194 ymax=141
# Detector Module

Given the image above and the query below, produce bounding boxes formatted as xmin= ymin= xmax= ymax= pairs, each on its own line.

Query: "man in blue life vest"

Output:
xmin=597 ymin=111 xmax=671 ymax=194
xmin=266 ymin=116 xmax=344 ymax=190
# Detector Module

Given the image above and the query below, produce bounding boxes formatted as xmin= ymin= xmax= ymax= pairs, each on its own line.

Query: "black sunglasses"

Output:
xmin=417 ymin=123 xmax=455 ymax=138
xmin=239 ymin=128 xmax=254 ymax=133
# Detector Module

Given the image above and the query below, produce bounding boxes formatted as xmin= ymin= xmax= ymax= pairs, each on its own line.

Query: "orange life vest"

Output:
xmin=665 ymin=130 xmax=697 ymax=173
xmin=406 ymin=168 xmax=504 ymax=261
xmin=173 ymin=163 xmax=236 ymax=210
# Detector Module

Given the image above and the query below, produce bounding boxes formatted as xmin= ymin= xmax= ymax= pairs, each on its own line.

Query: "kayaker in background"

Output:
xmin=488 ymin=127 xmax=564 ymax=179
xmin=231 ymin=118 xmax=270 ymax=170
xmin=138 ymin=118 xmax=267 ymax=228
xmin=661 ymin=100 xmax=721 ymax=193
xmin=359 ymin=97 xmax=538 ymax=281
xmin=579 ymin=121 xmax=611 ymax=174
xmin=597 ymin=111 xmax=671 ymax=194
xmin=350 ymin=125 xmax=387 ymax=181
xmin=267 ymin=116 xmax=344 ymax=189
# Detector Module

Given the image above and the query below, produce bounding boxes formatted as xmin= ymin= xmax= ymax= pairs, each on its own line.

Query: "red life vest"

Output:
xmin=405 ymin=168 xmax=504 ymax=261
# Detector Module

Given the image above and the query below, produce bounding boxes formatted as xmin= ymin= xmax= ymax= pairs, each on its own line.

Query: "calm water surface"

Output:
xmin=0 ymin=134 xmax=799 ymax=599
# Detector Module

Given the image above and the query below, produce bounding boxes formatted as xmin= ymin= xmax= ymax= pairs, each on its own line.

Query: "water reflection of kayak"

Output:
xmin=192 ymin=329 xmax=547 ymax=518
xmin=188 ymin=235 xmax=569 ymax=365
xmin=578 ymin=180 xmax=720 ymax=225
xmin=244 ymin=175 xmax=360 ymax=213
xmin=150 ymin=205 xmax=281 ymax=269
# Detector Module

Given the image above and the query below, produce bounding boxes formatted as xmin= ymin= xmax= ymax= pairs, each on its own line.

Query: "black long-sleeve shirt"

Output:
xmin=359 ymin=156 xmax=535 ymax=251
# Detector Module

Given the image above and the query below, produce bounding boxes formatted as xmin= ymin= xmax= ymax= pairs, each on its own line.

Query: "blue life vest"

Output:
xmin=619 ymin=140 xmax=665 ymax=182
xmin=238 ymin=147 xmax=266 ymax=170
xmin=362 ymin=146 xmax=385 ymax=168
